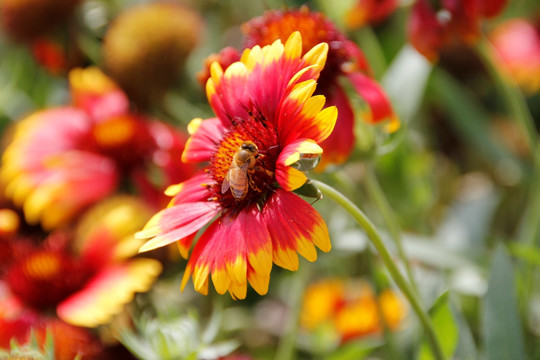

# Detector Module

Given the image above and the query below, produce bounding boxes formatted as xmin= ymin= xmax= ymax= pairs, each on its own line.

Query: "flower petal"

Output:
xmin=262 ymin=189 xmax=331 ymax=271
xmin=182 ymin=117 xmax=227 ymax=163
xmin=207 ymin=61 xmax=251 ymax=126
xmin=57 ymin=259 xmax=162 ymax=327
xmin=165 ymin=171 xmax=214 ymax=205
xmin=346 ymin=72 xmax=399 ymax=132
xmin=136 ymin=201 xmax=220 ymax=252
xmin=182 ymin=205 xmax=273 ymax=298
xmin=276 ymin=139 xmax=322 ymax=191
xmin=318 ymin=85 xmax=355 ymax=169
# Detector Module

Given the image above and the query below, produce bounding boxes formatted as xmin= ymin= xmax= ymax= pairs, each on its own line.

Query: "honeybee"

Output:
xmin=221 ymin=141 xmax=259 ymax=201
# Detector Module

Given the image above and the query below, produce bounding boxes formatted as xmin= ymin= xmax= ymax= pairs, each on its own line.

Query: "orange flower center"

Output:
xmin=209 ymin=114 xmax=280 ymax=210
xmin=93 ymin=116 xmax=136 ymax=148
xmin=23 ymin=252 xmax=61 ymax=281
xmin=6 ymin=249 xmax=92 ymax=310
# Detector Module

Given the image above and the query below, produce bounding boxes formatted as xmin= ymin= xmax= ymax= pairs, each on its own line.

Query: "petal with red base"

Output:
xmin=278 ymin=82 xmax=338 ymax=145
xmin=207 ymin=61 xmax=250 ymax=126
xmin=263 ymin=189 xmax=330 ymax=271
xmin=137 ymin=201 xmax=220 ymax=252
xmin=14 ymin=151 xmax=118 ymax=230
xmin=318 ymin=85 xmax=355 ymax=169
xmin=166 ymin=171 xmax=214 ymax=205
xmin=181 ymin=205 xmax=273 ymax=298
xmin=57 ymin=258 xmax=162 ymax=327
xmin=182 ymin=117 xmax=227 ymax=163
xmin=346 ymin=72 xmax=399 ymax=132
xmin=69 ymin=67 xmax=129 ymax=122
xmin=276 ymin=139 xmax=322 ymax=191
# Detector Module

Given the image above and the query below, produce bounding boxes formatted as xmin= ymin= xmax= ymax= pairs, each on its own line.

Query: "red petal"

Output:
xmin=262 ymin=189 xmax=331 ymax=271
xmin=346 ymin=72 xmax=399 ymax=129
xmin=137 ymin=201 xmax=220 ymax=252
xmin=183 ymin=205 xmax=273 ymax=297
xmin=182 ymin=117 xmax=226 ymax=163
xmin=318 ymin=85 xmax=355 ymax=169
xmin=57 ymin=259 xmax=162 ymax=327
xmin=407 ymin=0 xmax=446 ymax=62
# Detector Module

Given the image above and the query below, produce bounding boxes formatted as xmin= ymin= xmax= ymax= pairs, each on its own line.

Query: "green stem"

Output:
xmin=520 ymin=147 xmax=540 ymax=302
xmin=352 ymin=27 xmax=387 ymax=80
xmin=364 ymin=164 xmax=418 ymax=292
xmin=476 ymin=38 xmax=537 ymax=154
xmin=273 ymin=265 xmax=310 ymax=360
xmin=313 ymin=180 xmax=447 ymax=360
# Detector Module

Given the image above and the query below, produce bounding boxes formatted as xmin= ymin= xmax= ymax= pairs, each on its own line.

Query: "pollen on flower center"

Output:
xmin=209 ymin=114 xmax=279 ymax=207
xmin=23 ymin=252 xmax=61 ymax=280
xmin=93 ymin=116 xmax=136 ymax=147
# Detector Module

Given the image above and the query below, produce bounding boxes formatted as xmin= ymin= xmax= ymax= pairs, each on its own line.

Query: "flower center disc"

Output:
xmin=209 ymin=115 xmax=279 ymax=210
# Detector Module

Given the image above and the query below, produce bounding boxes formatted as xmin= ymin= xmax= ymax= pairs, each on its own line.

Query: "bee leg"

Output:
xmin=252 ymin=166 xmax=274 ymax=177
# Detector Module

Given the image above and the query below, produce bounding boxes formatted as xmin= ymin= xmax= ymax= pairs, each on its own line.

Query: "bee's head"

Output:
xmin=241 ymin=141 xmax=258 ymax=154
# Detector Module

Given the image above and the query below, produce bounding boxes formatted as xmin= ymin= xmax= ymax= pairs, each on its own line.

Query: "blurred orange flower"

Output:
xmin=345 ymin=0 xmax=398 ymax=29
xmin=301 ymin=278 xmax=407 ymax=341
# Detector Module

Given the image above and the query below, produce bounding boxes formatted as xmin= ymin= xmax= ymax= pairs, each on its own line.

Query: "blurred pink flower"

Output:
xmin=490 ymin=18 xmax=540 ymax=94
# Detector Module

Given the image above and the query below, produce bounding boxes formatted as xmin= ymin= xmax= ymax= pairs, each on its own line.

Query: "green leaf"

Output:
xmin=325 ymin=339 xmax=381 ymax=360
xmin=482 ymin=245 xmax=526 ymax=360
xmin=507 ymin=242 xmax=540 ymax=266
xmin=418 ymin=291 xmax=458 ymax=360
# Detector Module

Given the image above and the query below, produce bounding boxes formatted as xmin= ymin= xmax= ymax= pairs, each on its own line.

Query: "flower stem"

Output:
xmin=313 ymin=179 xmax=447 ymax=360
xmin=364 ymin=164 xmax=418 ymax=291
xmin=273 ymin=265 xmax=310 ymax=360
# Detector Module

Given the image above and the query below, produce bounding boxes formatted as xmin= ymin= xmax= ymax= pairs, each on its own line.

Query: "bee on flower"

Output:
xmin=137 ymin=32 xmax=336 ymax=299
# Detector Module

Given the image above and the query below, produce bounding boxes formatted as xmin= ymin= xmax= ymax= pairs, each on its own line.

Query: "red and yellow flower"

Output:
xmin=0 ymin=67 xmax=195 ymax=229
xmin=198 ymin=7 xmax=398 ymax=169
xmin=0 ymin=196 xmax=161 ymax=358
xmin=301 ymin=278 xmax=407 ymax=341
xmin=137 ymin=32 xmax=335 ymax=299
xmin=407 ymin=0 xmax=508 ymax=62
xmin=490 ymin=18 xmax=540 ymax=94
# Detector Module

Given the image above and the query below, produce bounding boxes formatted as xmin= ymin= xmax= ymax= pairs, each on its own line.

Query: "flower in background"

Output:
xmin=0 ymin=67 xmax=196 ymax=229
xmin=0 ymin=0 xmax=85 ymax=74
xmin=345 ymin=0 xmax=399 ymax=29
xmin=0 ymin=0 xmax=82 ymax=42
xmin=0 ymin=196 xmax=162 ymax=358
xmin=407 ymin=0 xmax=508 ymax=62
xmin=490 ymin=18 xmax=540 ymax=94
xmin=301 ymin=278 xmax=407 ymax=341
xmin=137 ymin=32 xmax=334 ymax=299
xmin=103 ymin=2 xmax=202 ymax=107
xmin=198 ymin=7 xmax=398 ymax=170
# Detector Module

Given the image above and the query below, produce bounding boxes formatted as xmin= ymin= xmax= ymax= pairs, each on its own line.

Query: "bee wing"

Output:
xmin=221 ymin=169 xmax=232 ymax=194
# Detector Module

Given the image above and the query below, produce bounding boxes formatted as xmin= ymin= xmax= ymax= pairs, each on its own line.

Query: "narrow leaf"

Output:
xmin=482 ymin=245 xmax=526 ymax=360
